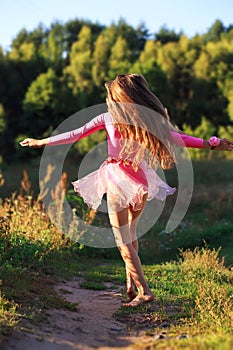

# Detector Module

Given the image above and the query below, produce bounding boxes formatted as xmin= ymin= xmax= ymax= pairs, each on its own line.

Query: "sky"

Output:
xmin=1 ymin=0 xmax=233 ymax=50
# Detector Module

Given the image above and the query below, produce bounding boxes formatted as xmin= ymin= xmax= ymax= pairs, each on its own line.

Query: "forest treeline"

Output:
xmin=1 ymin=18 xmax=233 ymax=162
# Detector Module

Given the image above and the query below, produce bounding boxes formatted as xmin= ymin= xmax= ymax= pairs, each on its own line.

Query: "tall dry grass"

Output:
xmin=180 ymin=246 xmax=233 ymax=333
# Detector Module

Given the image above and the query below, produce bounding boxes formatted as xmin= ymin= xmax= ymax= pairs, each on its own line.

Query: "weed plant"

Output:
xmin=0 ymin=160 xmax=232 ymax=349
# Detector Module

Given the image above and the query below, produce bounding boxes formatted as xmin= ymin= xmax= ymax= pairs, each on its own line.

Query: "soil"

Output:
xmin=1 ymin=277 xmax=165 ymax=350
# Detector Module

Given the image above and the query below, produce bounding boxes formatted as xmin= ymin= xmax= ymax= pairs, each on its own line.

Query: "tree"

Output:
xmin=11 ymin=24 xmax=47 ymax=51
xmin=0 ymin=47 xmax=47 ymax=156
xmin=0 ymin=104 xmax=6 ymax=133
xmin=218 ymin=125 xmax=233 ymax=145
xmin=203 ymin=20 xmax=225 ymax=42
xmin=64 ymin=25 xmax=93 ymax=100
xmin=108 ymin=36 xmax=131 ymax=78
xmin=93 ymin=19 xmax=143 ymax=87
xmin=40 ymin=22 xmax=66 ymax=74
xmin=132 ymin=57 xmax=169 ymax=107
xmin=8 ymin=37 xmax=48 ymax=91
xmin=9 ymin=41 xmax=37 ymax=62
xmin=193 ymin=38 xmax=233 ymax=127
xmin=188 ymin=78 xmax=228 ymax=128
xmin=193 ymin=52 xmax=210 ymax=80
xmin=135 ymin=22 xmax=150 ymax=51
xmin=10 ymin=28 xmax=29 ymax=49
xmin=92 ymin=32 xmax=112 ymax=88
xmin=1 ymin=16 xmax=233 ymax=162
xmin=113 ymin=18 xmax=144 ymax=60
xmin=154 ymin=36 xmax=198 ymax=126
xmin=22 ymin=68 xmax=67 ymax=136
xmin=155 ymin=26 xmax=182 ymax=44
xmin=64 ymin=19 xmax=104 ymax=52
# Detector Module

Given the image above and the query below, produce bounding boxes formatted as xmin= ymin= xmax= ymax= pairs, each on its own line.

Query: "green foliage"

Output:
xmin=179 ymin=247 xmax=233 ymax=333
xmin=0 ymin=160 xmax=233 ymax=346
xmin=9 ymin=42 xmax=38 ymax=62
xmin=22 ymin=68 xmax=67 ymax=136
xmin=40 ymin=24 xmax=66 ymax=73
xmin=92 ymin=32 xmax=111 ymax=87
xmin=11 ymin=24 xmax=47 ymax=51
xmin=0 ymin=293 xmax=19 ymax=333
xmin=23 ymin=68 xmax=58 ymax=110
xmin=0 ymin=234 xmax=48 ymax=269
xmin=155 ymin=25 xmax=182 ymax=44
xmin=182 ymin=117 xmax=216 ymax=159
xmin=203 ymin=19 xmax=226 ymax=43
xmin=64 ymin=25 xmax=93 ymax=96
xmin=108 ymin=35 xmax=131 ymax=78
xmin=64 ymin=18 xmax=104 ymax=51
xmin=226 ymin=93 xmax=233 ymax=121
xmin=1 ymin=18 xmax=233 ymax=161
xmin=219 ymin=125 xmax=233 ymax=140
xmin=132 ymin=59 xmax=169 ymax=103
xmin=138 ymin=158 xmax=233 ymax=266
xmin=113 ymin=247 xmax=232 ymax=345
xmin=0 ymin=104 xmax=6 ymax=133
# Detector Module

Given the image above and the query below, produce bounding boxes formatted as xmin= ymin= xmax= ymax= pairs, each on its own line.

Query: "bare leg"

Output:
xmin=108 ymin=194 xmax=154 ymax=307
xmin=125 ymin=204 xmax=145 ymax=301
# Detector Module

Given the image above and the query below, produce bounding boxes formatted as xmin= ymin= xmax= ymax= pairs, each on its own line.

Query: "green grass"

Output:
xmin=148 ymin=334 xmax=233 ymax=350
xmin=138 ymin=159 xmax=233 ymax=266
xmin=0 ymin=158 xmax=233 ymax=348
xmin=116 ymin=247 xmax=233 ymax=349
xmin=0 ymin=243 xmax=232 ymax=348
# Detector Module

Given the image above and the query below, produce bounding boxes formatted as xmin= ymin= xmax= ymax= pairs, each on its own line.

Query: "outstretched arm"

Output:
xmin=171 ymin=131 xmax=233 ymax=151
xmin=20 ymin=113 xmax=106 ymax=148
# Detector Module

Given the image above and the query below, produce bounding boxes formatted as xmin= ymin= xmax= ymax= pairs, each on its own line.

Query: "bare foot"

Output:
xmin=125 ymin=290 xmax=137 ymax=302
xmin=122 ymin=294 xmax=154 ymax=307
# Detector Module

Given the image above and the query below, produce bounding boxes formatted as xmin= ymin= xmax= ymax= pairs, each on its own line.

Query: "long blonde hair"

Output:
xmin=105 ymin=74 xmax=175 ymax=170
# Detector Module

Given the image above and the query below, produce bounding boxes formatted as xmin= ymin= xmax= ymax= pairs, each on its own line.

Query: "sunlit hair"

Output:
xmin=105 ymin=74 xmax=175 ymax=170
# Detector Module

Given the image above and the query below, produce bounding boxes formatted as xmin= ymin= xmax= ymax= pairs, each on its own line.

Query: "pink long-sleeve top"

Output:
xmin=48 ymin=112 xmax=203 ymax=186
xmin=48 ymin=112 xmax=204 ymax=153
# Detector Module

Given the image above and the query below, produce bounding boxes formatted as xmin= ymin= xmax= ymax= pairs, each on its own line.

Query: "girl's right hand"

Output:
xmin=215 ymin=138 xmax=233 ymax=151
xmin=19 ymin=138 xmax=45 ymax=148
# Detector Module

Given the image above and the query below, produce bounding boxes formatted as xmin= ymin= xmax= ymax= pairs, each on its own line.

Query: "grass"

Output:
xmin=114 ymin=247 xmax=233 ymax=349
xmin=0 ymin=158 xmax=233 ymax=348
xmin=137 ymin=159 xmax=233 ymax=266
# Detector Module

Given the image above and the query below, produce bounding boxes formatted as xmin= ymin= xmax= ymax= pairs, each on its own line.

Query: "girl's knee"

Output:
xmin=111 ymin=225 xmax=132 ymax=246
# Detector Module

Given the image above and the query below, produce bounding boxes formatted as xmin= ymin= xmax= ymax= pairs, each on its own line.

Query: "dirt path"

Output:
xmin=2 ymin=278 xmax=154 ymax=350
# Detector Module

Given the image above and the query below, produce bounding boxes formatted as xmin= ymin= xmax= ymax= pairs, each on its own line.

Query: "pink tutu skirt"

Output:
xmin=71 ymin=158 xmax=176 ymax=213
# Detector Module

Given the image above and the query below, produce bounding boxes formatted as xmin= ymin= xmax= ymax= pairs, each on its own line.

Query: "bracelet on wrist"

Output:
xmin=208 ymin=136 xmax=221 ymax=150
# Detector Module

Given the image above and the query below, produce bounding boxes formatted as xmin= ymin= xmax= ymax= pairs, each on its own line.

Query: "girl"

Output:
xmin=20 ymin=74 xmax=233 ymax=307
